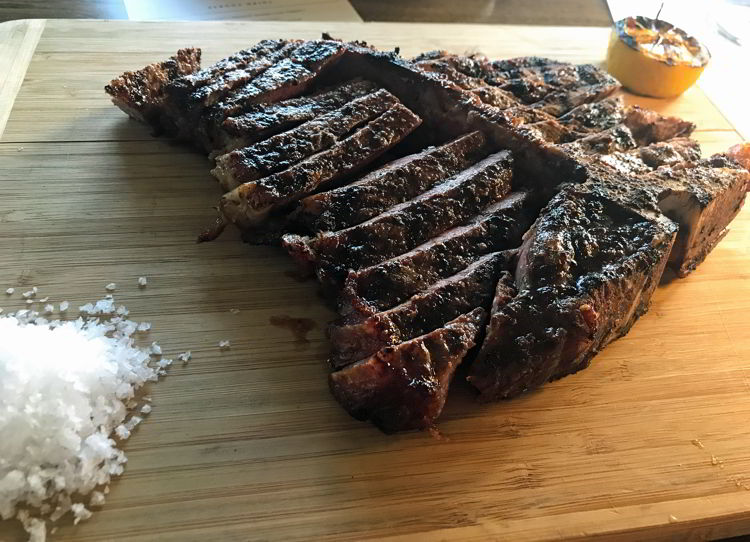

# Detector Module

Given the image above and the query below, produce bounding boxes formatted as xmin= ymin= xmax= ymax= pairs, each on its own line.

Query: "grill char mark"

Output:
xmin=198 ymin=40 xmax=348 ymax=149
xmin=340 ymin=192 xmax=534 ymax=317
xmin=211 ymin=89 xmax=399 ymax=191
xmin=291 ymin=131 xmax=490 ymax=233
xmin=105 ymin=48 xmax=202 ymax=131
xmin=218 ymin=79 xmax=379 ymax=150
xmin=167 ymin=40 xmax=294 ymax=111
xmin=329 ymin=252 xmax=511 ymax=368
xmin=329 ymin=308 xmax=486 ymax=433
xmin=220 ymin=103 xmax=422 ymax=229
xmin=469 ymin=187 xmax=678 ymax=400
xmin=283 ymin=150 xmax=513 ymax=287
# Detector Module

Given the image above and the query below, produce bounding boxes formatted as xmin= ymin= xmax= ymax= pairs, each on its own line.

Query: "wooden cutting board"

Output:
xmin=0 ymin=19 xmax=748 ymax=542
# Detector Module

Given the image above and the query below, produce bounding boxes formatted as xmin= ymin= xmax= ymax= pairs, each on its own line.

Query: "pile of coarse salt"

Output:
xmin=0 ymin=292 xmax=173 ymax=541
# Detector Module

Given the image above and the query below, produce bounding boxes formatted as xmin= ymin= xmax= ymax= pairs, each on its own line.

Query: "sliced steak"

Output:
xmin=728 ymin=143 xmax=750 ymax=170
xmin=633 ymin=137 xmax=701 ymax=168
xmin=219 ymin=103 xmax=421 ymax=229
xmin=329 ymin=252 xmax=510 ymax=367
xmin=211 ymin=89 xmax=400 ymax=191
xmin=591 ymin=137 xmax=701 ymax=177
xmin=199 ymin=40 xmax=347 ymax=148
xmin=340 ymin=193 xmax=533 ymax=316
xmin=291 ymin=131 xmax=489 ymax=233
xmin=329 ymin=308 xmax=486 ymax=433
xmin=623 ymin=105 xmax=695 ymax=146
xmin=560 ymin=124 xmax=638 ymax=156
xmin=469 ymin=186 xmax=678 ymax=400
xmin=465 ymin=103 xmax=587 ymax=188
xmin=283 ymin=151 xmax=513 ymax=286
xmin=105 ymin=48 xmax=201 ymax=131
xmin=218 ymin=79 xmax=379 ymax=150
xmin=583 ymin=153 xmax=749 ymax=276
xmin=557 ymin=96 xmax=625 ymax=134
xmin=166 ymin=40 xmax=295 ymax=113
xmin=645 ymin=157 xmax=749 ymax=276
xmin=416 ymin=59 xmax=519 ymax=108
xmin=485 ymin=61 xmax=620 ymax=113
xmin=531 ymin=80 xmax=620 ymax=117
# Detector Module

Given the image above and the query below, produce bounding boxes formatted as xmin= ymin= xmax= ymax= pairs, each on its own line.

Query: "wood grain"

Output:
xmin=0 ymin=19 xmax=44 ymax=138
xmin=0 ymin=20 xmax=747 ymax=542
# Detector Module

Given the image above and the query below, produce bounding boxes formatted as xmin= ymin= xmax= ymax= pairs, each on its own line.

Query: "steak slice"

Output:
xmin=199 ymin=40 xmax=347 ymax=149
xmin=219 ymin=103 xmax=421 ymax=229
xmin=465 ymin=103 xmax=587 ymax=188
xmin=218 ymin=79 xmax=379 ymax=150
xmin=329 ymin=252 xmax=511 ymax=367
xmin=583 ymin=153 xmax=749 ymax=276
xmin=211 ymin=89 xmax=400 ymax=191
xmin=644 ymin=157 xmax=749 ymax=276
xmin=633 ymin=137 xmax=702 ymax=168
xmin=623 ymin=105 xmax=695 ymax=145
xmin=105 ymin=48 xmax=201 ymax=131
xmin=329 ymin=308 xmax=486 ymax=433
xmin=557 ymin=96 xmax=625 ymax=134
xmin=468 ymin=186 xmax=678 ymax=400
xmin=560 ymin=124 xmax=638 ymax=156
xmin=486 ymin=61 xmax=620 ymax=113
xmin=415 ymin=59 xmax=520 ymax=108
xmin=531 ymin=81 xmax=620 ymax=117
xmin=291 ymin=131 xmax=489 ymax=233
xmin=166 ymin=40 xmax=296 ymax=114
xmin=340 ymin=193 xmax=533 ymax=316
xmin=283 ymin=151 xmax=513 ymax=286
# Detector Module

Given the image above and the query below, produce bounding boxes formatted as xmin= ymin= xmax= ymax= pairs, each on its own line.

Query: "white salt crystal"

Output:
xmin=219 ymin=340 xmax=231 ymax=351
xmin=93 ymin=298 xmax=115 ymax=315
xmin=124 ymin=416 xmax=143 ymax=431
xmin=116 ymin=305 xmax=129 ymax=316
xmin=32 ymin=287 xmax=38 ymax=294
xmin=149 ymin=342 xmax=162 ymax=356
xmin=5 ymin=287 xmax=14 ymax=295
xmin=39 ymin=297 xmax=49 ymax=303
xmin=105 ymin=283 xmax=117 ymax=292
xmin=157 ymin=358 xmax=172 ymax=368
xmin=43 ymin=304 xmax=54 ymax=315
xmin=114 ymin=425 xmax=130 ymax=440
xmin=0 ymin=308 xmax=3 ymax=314
xmin=0 ymin=295 xmax=185 ymax=541
xmin=177 ymin=351 xmax=192 ymax=364
xmin=71 ymin=503 xmax=92 ymax=525
xmin=136 ymin=322 xmax=151 ymax=332
xmin=16 ymin=510 xmax=45 ymax=542
xmin=137 ymin=276 xmax=148 ymax=288
xmin=89 ymin=491 xmax=105 ymax=507
xmin=59 ymin=301 xmax=69 ymax=312
xmin=140 ymin=404 xmax=152 ymax=415
xmin=25 ymin=299 xmax=34 ymax=305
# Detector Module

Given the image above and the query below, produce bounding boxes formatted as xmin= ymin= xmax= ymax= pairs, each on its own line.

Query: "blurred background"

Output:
xmin=0 ymin=0 xmax=747 ymax=135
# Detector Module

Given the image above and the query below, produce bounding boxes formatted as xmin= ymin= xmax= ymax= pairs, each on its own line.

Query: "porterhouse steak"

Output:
xmin=107 ymin=37 xmax=749 ymax=433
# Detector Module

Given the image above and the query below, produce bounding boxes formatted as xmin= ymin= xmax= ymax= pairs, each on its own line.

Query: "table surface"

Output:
xmin=0 ymin=18 xmax=749 ymax=542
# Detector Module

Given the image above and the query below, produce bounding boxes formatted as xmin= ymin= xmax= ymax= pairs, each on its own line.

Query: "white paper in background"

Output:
xmin=606 ymin=0 xmax=750 ymax=140
xmin=124 ymin=0 xmax=363 ymax=22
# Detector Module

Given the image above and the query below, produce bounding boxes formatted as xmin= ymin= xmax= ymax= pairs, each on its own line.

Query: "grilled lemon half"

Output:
xmin=607 ymin=16 xmax=710 ymax=98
